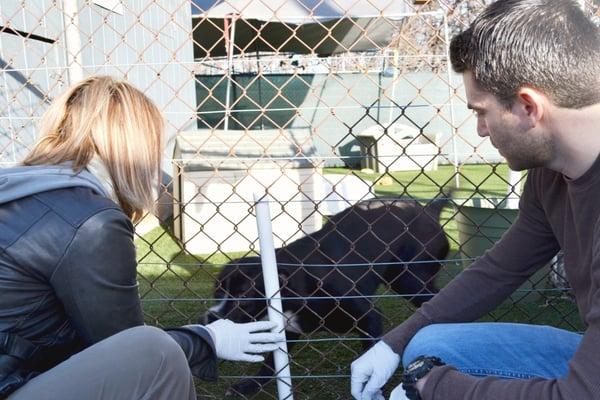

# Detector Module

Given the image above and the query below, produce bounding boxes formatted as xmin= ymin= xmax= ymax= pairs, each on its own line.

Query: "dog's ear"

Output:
xmin=277 ymin=266 xmax=309 ymax=296
xmin=278 ymin=268 xmax=291 ymax=288
xmin=216 ymin=260 xmax=241 ymax=289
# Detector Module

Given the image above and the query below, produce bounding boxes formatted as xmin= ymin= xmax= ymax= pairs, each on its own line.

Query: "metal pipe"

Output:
xmin=62 ymin=0 xmax=84 ymax=83
xmin=254 ymin=193 xmax=294 ymax=400
xmin=224 ymin=14 xmax=236 ymax=131
xmin=443 ymin=11 xmax=460 ymax=188
xmin=387 ymin=49 xmax=399 ymax=126
xmin=507 ymin=168 xmax=521 ymax=209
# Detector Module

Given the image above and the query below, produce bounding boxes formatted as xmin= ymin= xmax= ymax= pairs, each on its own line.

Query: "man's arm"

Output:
xmin=383 ymin=172 xmax=560 ymax=354
xmin=415 ymin=217 xmax=600 ymax=399
xmin=351 ymin=172 xmax=561 ymax=400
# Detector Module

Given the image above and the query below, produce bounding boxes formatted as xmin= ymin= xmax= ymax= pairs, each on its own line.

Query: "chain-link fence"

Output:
xmin=1 ymin=1 xmax=594 ymax=398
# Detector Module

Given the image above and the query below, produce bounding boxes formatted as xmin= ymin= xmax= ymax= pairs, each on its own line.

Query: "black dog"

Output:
xmin=201 ymin=195 xmax=450 ymax=397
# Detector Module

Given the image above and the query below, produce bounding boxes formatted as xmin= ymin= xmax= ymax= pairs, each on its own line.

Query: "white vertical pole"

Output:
xmin=63 ymin=0 xmax=84 ymax=84
xmin=507 ymin=170 xmax=521 ymax=209
xmin=224 ymin=14 xmax=236 ymax=131
xmin=0 ymin=37 xmax=17 ymax=164
xmin=254 ymin=193 xmax=294 ymax=400
xmin=443 ymin=11 xmax=460 ymax=188
xmin=507 ymin=169 xmax=522 ymax=206
xmin=387 ymin=49 xmax=399 ymax=126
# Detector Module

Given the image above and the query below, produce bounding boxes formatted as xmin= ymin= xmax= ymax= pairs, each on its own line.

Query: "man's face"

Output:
xmin=463 ymin=71 xmax=553 ymax=171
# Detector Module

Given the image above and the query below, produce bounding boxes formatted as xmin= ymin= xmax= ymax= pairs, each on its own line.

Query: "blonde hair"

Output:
xmin=23 ymin=75 xmax=164 ymax=223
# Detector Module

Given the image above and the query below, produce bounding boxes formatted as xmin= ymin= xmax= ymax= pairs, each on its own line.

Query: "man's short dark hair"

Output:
xmin=450 ymin=0 xmax=600 ymax=108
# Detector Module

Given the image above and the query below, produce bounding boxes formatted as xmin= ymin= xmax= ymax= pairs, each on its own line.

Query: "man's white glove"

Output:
xmin=351 ymin=341 xmax=401 ymax=400
xmin=389 ymin=384 xmax=411 ymax=400
xmin=204 ymin=319 xmax=284 ymax=362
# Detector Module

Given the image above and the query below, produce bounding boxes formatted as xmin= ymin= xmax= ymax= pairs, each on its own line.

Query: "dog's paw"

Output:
xmin=225 ymin=379 xmax=263 ymax=398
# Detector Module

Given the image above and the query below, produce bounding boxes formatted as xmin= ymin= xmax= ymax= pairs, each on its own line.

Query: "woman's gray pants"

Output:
xmin=8 ymin=326 xmax=197 ymax=400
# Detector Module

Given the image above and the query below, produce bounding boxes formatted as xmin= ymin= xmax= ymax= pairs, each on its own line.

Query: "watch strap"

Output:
xmin=401 ymin=356 xmax=445 ymax=400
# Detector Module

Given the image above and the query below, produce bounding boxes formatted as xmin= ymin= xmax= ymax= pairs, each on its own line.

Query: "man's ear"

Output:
xmin=515 ymin=87 xmax=547 ymax=128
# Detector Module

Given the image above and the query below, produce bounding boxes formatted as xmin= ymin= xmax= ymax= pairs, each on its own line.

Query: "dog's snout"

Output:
xmin=201 ymin=309 xmax=222 ymax=324
xmin=201 ymin=297 xmax=230 ymax=324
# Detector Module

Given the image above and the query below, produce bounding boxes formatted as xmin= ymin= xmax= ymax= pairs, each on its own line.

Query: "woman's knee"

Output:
xmin=127 ymin=325 xmax=174 ymax=348
xmin=8 ymin=326 xmax=194 ymax=400
xmin=118 ymin=326 xmax=189 ymax=373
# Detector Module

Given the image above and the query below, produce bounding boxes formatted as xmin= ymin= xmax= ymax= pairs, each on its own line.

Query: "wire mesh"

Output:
xmin=1 ymin=0 xmax=594 ymax=398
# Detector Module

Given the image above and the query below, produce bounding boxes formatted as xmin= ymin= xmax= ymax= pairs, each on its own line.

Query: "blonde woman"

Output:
xmin=0 ymin=76 xmax=282 ymax=400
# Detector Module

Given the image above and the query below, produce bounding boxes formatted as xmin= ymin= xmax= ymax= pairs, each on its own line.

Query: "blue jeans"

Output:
xmin=401 ymin=323 xmax=582 ymax=379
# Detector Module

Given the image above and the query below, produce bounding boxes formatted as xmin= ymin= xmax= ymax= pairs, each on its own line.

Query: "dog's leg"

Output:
xmin=226 ymin=331 xmax=300 ymax=398
xmin=389 ymin=261 xmax=439 ymax=307
xmin=349 ymin=299 xmax=383 ymax=351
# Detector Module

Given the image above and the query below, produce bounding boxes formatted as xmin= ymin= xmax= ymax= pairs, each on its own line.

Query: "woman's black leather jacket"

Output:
xmin=0 ymin=186 xmax=216 ymax=397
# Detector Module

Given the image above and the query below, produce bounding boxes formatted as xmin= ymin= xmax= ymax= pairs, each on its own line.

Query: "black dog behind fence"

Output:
xmin=201 ymin=195 xmax=451 ymax=397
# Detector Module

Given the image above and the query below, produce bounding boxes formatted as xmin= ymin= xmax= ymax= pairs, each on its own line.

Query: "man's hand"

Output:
xmin=390 ymin=375 xmax=429 ymax=400
xmin=204 ymin=319 xmax=284 ymax=362
xmin=415 ymin=374 xmax=430 ymax=393
xmin=351 ymin=341 xmax=401 ymax=400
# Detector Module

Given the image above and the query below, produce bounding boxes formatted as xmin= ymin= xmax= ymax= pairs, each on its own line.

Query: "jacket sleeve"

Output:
xmin=383 ymin=171 xmax=560 ymax=354
xmin=50 ymin=208 xmax=217 ymax=380
xmin=419 ymin=216 xmax=600 ymax=400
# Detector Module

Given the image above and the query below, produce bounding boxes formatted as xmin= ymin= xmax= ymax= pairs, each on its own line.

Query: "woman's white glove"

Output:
xmin=350 ymin=341 xmax=401 ymax=400
xmin=204 ymin=319 xmax=284 ymax=362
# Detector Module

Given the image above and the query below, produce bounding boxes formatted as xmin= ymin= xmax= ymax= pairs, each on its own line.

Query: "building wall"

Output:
xmin=196 ymin=71 xmax=501 ymax=167
xmin=0 ymin=0 xmax=196 ymax=167
xmin=0 ymin=0 xmax=67 ymax=164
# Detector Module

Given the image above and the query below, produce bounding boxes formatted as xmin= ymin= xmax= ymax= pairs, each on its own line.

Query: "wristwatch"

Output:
xmin=401 ymin=355 xmax=445 ymax=400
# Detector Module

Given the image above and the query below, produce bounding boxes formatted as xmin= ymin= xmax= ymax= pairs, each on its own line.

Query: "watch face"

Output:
xmin=408 ymin=359 xmax=426 ymax=372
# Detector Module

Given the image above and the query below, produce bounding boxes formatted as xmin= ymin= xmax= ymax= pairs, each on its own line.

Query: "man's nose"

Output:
xmin=477 ymin=118 xmax=489 ymax=138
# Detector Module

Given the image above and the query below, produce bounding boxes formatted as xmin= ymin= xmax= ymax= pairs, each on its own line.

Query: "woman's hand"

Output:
xmin=204 ymin=319 xmax=285 ymax=362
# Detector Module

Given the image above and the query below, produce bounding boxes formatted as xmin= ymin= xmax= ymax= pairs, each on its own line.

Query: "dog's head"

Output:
xmin=201 ymin=256 xmax=267 ymax=324
xmin=201 ymin=255 xmax=308 ymax=325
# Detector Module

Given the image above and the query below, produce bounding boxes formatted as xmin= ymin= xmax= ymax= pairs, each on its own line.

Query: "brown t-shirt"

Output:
xmin=383 ymin=156 xmax=600 ymax=399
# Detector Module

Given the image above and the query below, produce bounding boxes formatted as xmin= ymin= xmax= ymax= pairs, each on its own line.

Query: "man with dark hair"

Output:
xmin=350 ymin=0 xmax=600 ymax=399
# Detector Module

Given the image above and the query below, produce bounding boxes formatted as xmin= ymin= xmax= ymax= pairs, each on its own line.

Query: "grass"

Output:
xmin=323 ymin=163 xmax=516 ymax=200
xmin=134 ymin=164 xmax=581 ymax=399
